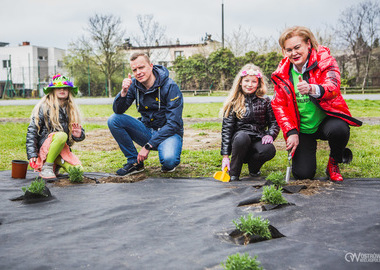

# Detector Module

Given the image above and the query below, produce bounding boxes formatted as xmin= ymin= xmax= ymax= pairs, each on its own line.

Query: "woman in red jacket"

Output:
xmin=271 ymin=26 xmax=362 ymax=181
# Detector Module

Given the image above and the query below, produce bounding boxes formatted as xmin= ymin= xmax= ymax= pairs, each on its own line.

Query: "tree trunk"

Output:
xmin=108 ymin=77 xmax=112 ymax=98
xmin=355 ymin=56 xmax=361 ymax=86
xmin=361 ymin=51 xmax=372 ymax=93
xmin=221 ymin=72 xmax=226 ymax=91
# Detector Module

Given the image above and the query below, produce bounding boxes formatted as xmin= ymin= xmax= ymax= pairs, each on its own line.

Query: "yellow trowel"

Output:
xmin=213 ymin=167 xmax=231 ymax=182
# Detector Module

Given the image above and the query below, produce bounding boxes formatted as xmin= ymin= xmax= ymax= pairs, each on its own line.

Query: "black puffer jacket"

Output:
xmin=26 ymin=105 xmax=85 ymax=160
xmin=221 ymin=95 xmax=279 ymax=155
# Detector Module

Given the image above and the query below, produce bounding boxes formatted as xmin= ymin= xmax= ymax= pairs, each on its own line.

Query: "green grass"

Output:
xmin=0 ymin=106 xmax=34 ymax=118
xmin=1 ymin=100 xmax=380 ymax=178
xmin=1 ymin=99 xmax=380 ymax=119
xmin=189 ymin=122 xmax=222 ymax=132
xmin=0 ymin=103 xmax=224 ymax=119
xmin=2 ymin=121 xmax=379 ymax=178
xmin=345 ymin=99 xmax=380 ymax=117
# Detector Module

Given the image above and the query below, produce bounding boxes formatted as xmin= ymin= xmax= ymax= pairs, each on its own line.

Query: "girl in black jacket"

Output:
xmin=26 ymin=74 xmax=85 ymax=180
xmin=220 ymin=64 xmax=279 ymax=181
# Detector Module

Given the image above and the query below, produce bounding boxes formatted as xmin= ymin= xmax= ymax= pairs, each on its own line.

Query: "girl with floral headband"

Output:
xmin=26 ymin=74 xmax=85 ymax=180
xmin=220 ymin=64 xmax=280 ymax=181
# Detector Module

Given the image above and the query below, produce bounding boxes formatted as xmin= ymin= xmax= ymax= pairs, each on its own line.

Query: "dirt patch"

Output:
xmin=53 ymin=174 xmax=147 ymax=187
xmin=287 ymin=179 xmax=334 ymax=195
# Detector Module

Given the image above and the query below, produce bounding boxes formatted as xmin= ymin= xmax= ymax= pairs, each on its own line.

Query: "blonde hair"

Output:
xmin=221 ymin=64 xmax=267 ymax=119
xmin=279 ymin=26 xmax=319 ymax=51
xmin=31 ymin=89 xmax=81 ymax=145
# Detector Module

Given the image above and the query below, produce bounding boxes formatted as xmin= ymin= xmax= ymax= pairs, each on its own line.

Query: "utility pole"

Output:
xmin=222 ymin=0 xmax=225 ymax=49
xmin=87 ymin=63 xmax=91 ymax=96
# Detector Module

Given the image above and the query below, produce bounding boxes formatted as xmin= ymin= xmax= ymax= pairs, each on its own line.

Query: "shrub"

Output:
xmin=221 ymin=252 xmax=263 ymax=270
xmin=266 ymin=171 xmax=286 ymax=187
xmin=22 ymin=177 xmax=47 ymax=196
xmin=261 ymin=185 xmax=288 ymax=205
xmin=68 ymin=166 xmax=84 ymax=183
xmin=233 ymin=213 xmax=272 ymax=240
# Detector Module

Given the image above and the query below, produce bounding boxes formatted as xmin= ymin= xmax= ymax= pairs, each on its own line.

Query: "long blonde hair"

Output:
xmin=31 ymin=90 xmax=81 ymax=145
xmin=221 ymin=64 xmax=267 ymax=119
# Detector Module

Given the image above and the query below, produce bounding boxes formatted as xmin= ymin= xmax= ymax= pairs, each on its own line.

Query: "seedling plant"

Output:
xmin=22 ymin=177 xmax=47 ymax=196
xmin=261 ymin=185 xmax=288 ymax=205
xmin=68 ymin=166 xmax=84 ymax=183
xmin=266 ymin=171 xmax=286 ymax=187
xmin=221 ymin=252 xmax=263 ymax=270
xmin=233 ymin=213 xmax=272 ymax=240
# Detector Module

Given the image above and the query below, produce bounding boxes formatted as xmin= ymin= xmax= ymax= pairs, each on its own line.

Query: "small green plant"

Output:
xmin=233 ymin=214 xmax=272 ymax=240
xmin=266 ymin=171 xmax=286 ymax=187
xmin=261 ymin=185 xmax=288 ymax=205
xmin=221 ymin=252 xmax=263 ymax=270
xmin=22 ymin=177 xmax=47 ymax=196
xmin=68 ymin=166 xmax=84 ymax=183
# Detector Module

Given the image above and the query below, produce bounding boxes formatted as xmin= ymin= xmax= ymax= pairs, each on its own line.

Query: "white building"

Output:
xmin=123 ymin=34 xmax=221 ymax=68
xmin=0 ymin=41 xmax=66 ymax=97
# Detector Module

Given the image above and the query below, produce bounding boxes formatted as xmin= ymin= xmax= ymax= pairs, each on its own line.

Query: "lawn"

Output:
xmin=2 ymin=99 xmax=380 ymax=119
xmin=1 ymin=100 xmax=379 ymax=178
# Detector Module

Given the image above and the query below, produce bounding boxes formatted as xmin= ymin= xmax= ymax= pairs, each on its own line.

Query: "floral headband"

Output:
xmin=240 ymin=69 xmax=262 ymax=78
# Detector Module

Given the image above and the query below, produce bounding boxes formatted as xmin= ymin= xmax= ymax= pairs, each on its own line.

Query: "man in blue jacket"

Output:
xmin=108 ymin=52 xmax=184 ymax=176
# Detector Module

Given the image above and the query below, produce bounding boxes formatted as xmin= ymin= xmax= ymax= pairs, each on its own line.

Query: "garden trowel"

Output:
xmin=213 ymin=167 xmax=230 ymax=182
xmin=285 ymin=151 xmax=292 ymax=183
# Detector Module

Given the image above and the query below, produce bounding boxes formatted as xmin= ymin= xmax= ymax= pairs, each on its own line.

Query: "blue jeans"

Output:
xmin=107 ymin=114 xmax=182 ymax=170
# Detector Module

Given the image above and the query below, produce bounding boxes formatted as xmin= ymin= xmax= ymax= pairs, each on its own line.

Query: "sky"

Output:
xmin=1 ymin=0 xmax=361 ymax=50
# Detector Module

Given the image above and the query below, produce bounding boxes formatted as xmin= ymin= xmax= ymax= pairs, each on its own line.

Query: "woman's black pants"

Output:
xmin=292 ymin=117 xmax=350 ymax=180
xmin=230 ymin=132 xmax=276 ymax=177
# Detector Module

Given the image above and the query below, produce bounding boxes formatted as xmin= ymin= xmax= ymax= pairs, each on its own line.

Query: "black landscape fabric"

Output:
xmin=0 ymin=170 xmax=379 ymax=270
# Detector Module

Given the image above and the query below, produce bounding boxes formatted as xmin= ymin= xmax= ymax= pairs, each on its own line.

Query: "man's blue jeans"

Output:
xmin=107 ymin=114 xmax=182 ymax=170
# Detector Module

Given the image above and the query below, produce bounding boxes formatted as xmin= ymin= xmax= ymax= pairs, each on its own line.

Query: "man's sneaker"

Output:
xmin=249 ymin=171 xmax=261 ymax=178
xmin=230 ymin=176 xmax=240 ymax=181
xmin=326 ymin=156 xmax=343 ymax=182
xmin=116 ymin=162 xmax=144 ymax=176
xmin=161 ymin=166 xmax=176 ymax=173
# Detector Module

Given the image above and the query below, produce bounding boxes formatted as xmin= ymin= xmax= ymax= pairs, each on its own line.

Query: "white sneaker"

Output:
xmin=39 ymin=163 xmax=57 ymax=179
xmin=161 ymin=167 xmax=176 ymax=173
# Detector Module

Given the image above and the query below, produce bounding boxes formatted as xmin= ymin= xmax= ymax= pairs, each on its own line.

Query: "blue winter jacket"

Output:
xmin=112 ymin=65 xmax=184 ymax=148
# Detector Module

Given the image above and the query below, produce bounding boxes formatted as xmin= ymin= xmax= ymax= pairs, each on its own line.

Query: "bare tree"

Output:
xmin=314 ymin=26 xmax=336 ymax=52
xmin=360 ymin=1 xmax=380 ymax=90
xmin=132 ymin=14 xmax=167 ymax=58
xmin=77 ymin=14 xmax=126 ymax=97
xmin=225 ymin=26 xmax=278 ymax=56
xmin=335 ymin=0 xmax=380 ymax=88
xmin=225 ymin=26 xmax=256 ymax=56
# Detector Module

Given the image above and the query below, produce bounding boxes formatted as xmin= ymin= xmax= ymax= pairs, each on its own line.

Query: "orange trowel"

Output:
xmin=213 ymin=167 xmax=231 ymax=182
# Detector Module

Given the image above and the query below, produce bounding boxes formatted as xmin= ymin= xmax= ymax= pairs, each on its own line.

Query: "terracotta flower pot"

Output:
xmin=11 ymin=160 xmax=29 ymax=179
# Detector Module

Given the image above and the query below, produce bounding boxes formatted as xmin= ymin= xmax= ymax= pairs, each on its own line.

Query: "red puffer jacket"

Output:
xmin=271 ymin=45 xmax=362 ymax=140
